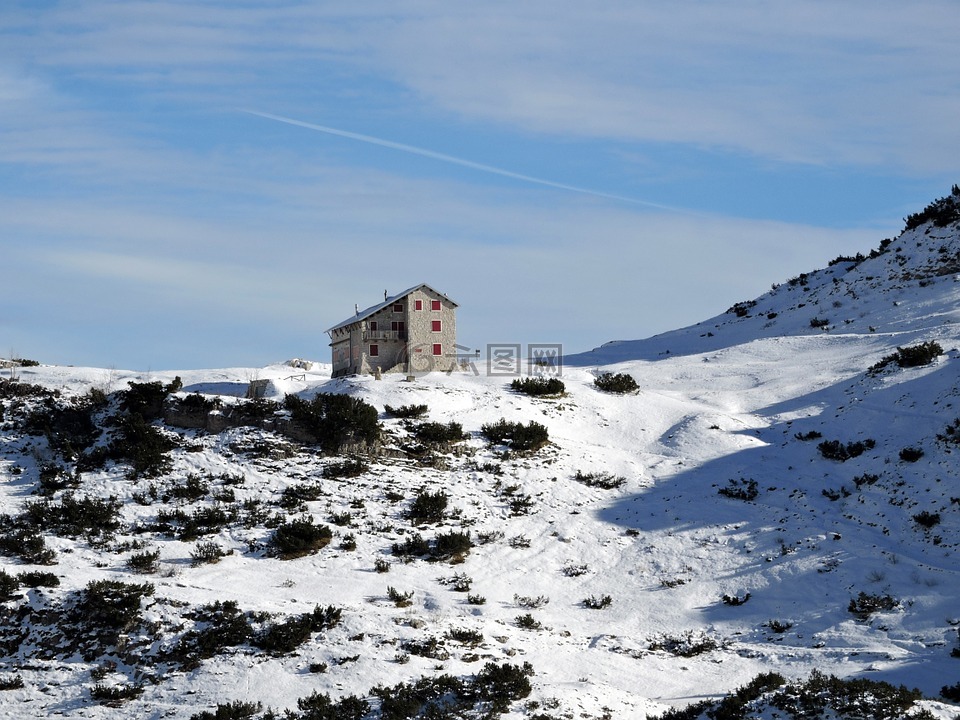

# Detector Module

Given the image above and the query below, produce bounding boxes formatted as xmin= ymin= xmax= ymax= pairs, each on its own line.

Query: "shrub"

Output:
xmin=726 ymin=300 xmax=757 ymax=318
xmin=0 ymin=570 xmax=20 ymax=602
xmin=0 ymin=524 xmax=56 ymax=564
xmin=22 ymin=493 xmax=123 ymax=541
xmin=510 ymin=377 xmax=565 ymax=396
xmin=126 ymin=548 xmax=160 ymax=574
xmin=810 ymin=317 xmax=830 ymax=329
xmin=121 ymin=378 xmax=181 ymax=419
xmin=942 ymin=682 xmax=960 ymax=702
xmin=374 ymin=557 xmax=391 ymax=573
xmin=289 ymin=692 xmax=368 ymax=720
xmin=818 ymin=438 xmax=875 ymax=461
xmin=189 ymin=700 xmax=262 ymax=720
xmin=88 ymin=413 xmax=177 ymax=478
xmin=391 ymin=533 xmax=430 ymax=558
xmin=90 ymin=683 xmax=144 ymax=705
xmin=583 ymin=594 xmax=612 ymax=609
xmin=573 ymin=470 xmax=626 ymax=489
xmin=913 ymin=510 xmax=941 ymax=528
xmin=411 ymin=421 xmax=465 ymax=444
xmin=870 ymin=341 xmax=944 ymax=374
xmin=283 ymin=393 xmax=379 ymax=453
xmin=0 ymin=675 xmax=24 ymax=690
xmin=73 ymin=580 xmax=154 ymax=632
xmin=17 ymin=571 xmax=59 ymax=588
xmin=406 ymin=490 xmax=448 ymax=524
xmin=167 ymin=474 xmax=210 ymax=502
xmin=480 ymin=419 xmax=549 ymax=451
xmin=593 ymin=372 xmax=639 ymax=394
xmin=321 ymin=458 xmax=368 ymax=479
xmin=771 ymin=669 xmax=922 ymax=720
xmin=254 ymin=614 xmax=314 ymax=654
xmin=515 ymin=613 xmax=542 ymax=630
xmin=648 ymin=630 xmax=720 ymax=657
xmin=514 ymin=593 xmax=549 ymax=609
xmin=717 ymin=478 xmax=758 ymax=501
xmin=190 ymin=541 xmax=229 ymax=567
xmin=384 ymin=403 xmax=429 ymax=419
xmin=173 ymin=600 xmax=252 ymax=667
xmin=432 ymin=530 xmax=473 ymax=561
xmin=279 ymin=481 xmax=326 ymax=509
xmin=899 ymin=446 xmax=924 ymax=462
xmin=848 ymin=591 xmax=899 ymax=619
xmin=794 ymin=430 xmax=822 ymax=441
xmin=269 ymin=517 xmax=332 ymax=559
xmin=904 ymin=186 xmax=960 ymax=230
xmin=387 ymin=586 xmax=414 ymax=607
xmin=938 ymin=418 xmax=960 ymax=446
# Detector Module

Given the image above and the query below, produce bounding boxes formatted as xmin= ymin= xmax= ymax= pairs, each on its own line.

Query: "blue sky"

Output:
xmin=1 ymin=1 xmax=957 ymax=370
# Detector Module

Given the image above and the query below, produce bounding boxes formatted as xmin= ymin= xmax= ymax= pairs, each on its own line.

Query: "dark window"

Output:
xmin=370 ymin=344 xmax=379 ymax=357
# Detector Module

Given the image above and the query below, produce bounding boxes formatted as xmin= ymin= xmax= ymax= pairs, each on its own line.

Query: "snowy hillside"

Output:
xmin=2 ymin=190 xmax=960 ymax=719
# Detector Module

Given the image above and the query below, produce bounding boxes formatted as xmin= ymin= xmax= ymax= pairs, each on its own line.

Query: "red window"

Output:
xmin=415 ymin=300 xmax=423 ymax=311
xmin=369 ymin=321 xmax=377 ymax=331
xmin=393 ymin=303 xmax=403 ymax=312
xmin=431 ymin=300 xmax=441 ymax=311
xmin=369 ymin=344 xmax=379 ymax=357
xmin=431 ymin=320 xmax=442 ymax=332
xmin=432 ymin=343 xmax=442 ymax=356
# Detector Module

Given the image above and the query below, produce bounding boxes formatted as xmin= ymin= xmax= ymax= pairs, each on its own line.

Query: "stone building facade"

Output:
xmin=327 ymin=284 xmax=458 ymax=378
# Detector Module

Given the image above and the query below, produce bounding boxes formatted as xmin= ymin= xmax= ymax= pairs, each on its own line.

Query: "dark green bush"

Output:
xmin=90 ymin=683 xmax=144 ymax=704
xmin=717 ymin=478 xmax=758 ymax=501
xmin=126 ymin=548 xmax=160 ymax=574
xmin=406 ymin=490 xmax=449 ymax=524
xmin=432 ymin=530 xmax=473 ymax=561
xmin=913 ymin=510 xmax=941 ymax=528
xmin=771 ymin=669 xmax=922 ymax=720
xmin=391 ymin=532 xmax=430 ymax=558
xmin=904 ymin=185 xmax=960 ymax=230
xmin=510 ymin=377 xmax=565 ymax=396
xmin=480 ymin=419 xmax=549 ymax=451
xmin=848 ymin=591 xmax=899 ymax=619
xmin=899 ymin=446 xmax=924 ymax=462
xmin=173 ymin=600 xmax=252 ymax=667
xmin=289 ymin=692 xmax=368 ymax=720
xmin=0 ymin=570 xmax=20 ymax=602
xmin=818 ymin=438 xmax=875 ymax=461
xmin=73 ymin=579 xmax=154 ymax=632
xmin=320 ymin=458 xmax=368 ymax=479
xmin=384 ymin=404 xmax=428 ymax=419
xmin=190 ymin=541 xmax=228 ymax=566
xmin=283 ymin=393 xmax=379 ymax=453
xmin=254 ymin=614 xmax=314 ymax=654
xmin=189 ymin=700 xmax=262 ymax=720
xmin=22 ymin=493 xmax=122 ymax=541
xmin=17 ymin=571 xmax=59 ymax=588
xmin=269 ymin=517 xmax=332 ymax=559
xmin=869 ymin=341 xmax=944 ymax=374
xmin=810 ymin=317 xmax=830 ymax=329
xmin=411 ymin=421 xmax=465 ymax=444
xmin=574 ymin=470 xmax=626 ymax=489
xmin=593 ymin=372 xmax=639 ymax=394
xmin=726 ymin=300 xmax=757 ymax=318
xmin=0 ymin=675 xmax=24 ymax=690
xmin=121 ymin=377 xmax=181 ymax=419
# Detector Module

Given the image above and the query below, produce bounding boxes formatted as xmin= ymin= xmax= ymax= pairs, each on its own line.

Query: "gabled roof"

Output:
xmin=326 ymin=283 xmax=458 ymax=335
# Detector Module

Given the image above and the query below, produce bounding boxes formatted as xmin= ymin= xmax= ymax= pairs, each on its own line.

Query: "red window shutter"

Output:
xmin=431 ymin=300 xmax=441 ymax=311
xmin=432 ymin=320 xmax=441 ymax=332
xmin=415 ymin=300 xmax=423 ymax=311
xmin=370 ymin=344 xmax=379 ymax=357
xmin=393 ymin=303 xmax=403 ymax=312
xmin=370 ymin=321 xmax=377 ymax=331
xmin=432 ymin=343 xmax=442 ymax=356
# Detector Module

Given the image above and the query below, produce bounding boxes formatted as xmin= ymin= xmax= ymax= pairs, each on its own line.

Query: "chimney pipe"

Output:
xmin=355 ymin=303 xmax=359 ymax=316
xmin=384 ymin=289 xmax=388 ymax=301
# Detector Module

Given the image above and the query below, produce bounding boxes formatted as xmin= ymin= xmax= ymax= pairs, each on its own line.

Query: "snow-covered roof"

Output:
xmin=325 ymin=283 xmax=458 ymax=334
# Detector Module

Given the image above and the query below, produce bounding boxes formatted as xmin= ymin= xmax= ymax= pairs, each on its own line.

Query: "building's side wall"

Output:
xmin=405 ymin=287 xmax=457 ymax=373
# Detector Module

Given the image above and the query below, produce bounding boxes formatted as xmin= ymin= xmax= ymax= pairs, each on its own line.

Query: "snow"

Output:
xmin=2 ymin=221 xmax=960 ymax=719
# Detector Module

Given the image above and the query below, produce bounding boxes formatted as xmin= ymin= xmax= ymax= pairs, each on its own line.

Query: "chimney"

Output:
xmin=355 ymin=304 xmax=359 ymax=316
xmin=384 ymin=289 xmax=388 ymax=301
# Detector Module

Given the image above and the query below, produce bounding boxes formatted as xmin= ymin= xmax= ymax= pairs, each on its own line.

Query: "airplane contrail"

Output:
xmin=241 ymin=109 xmax=681 ymax=210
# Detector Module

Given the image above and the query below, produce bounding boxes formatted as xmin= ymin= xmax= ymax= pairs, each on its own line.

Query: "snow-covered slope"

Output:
xmin=2 ymin=192 xmax=960 ymax=719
